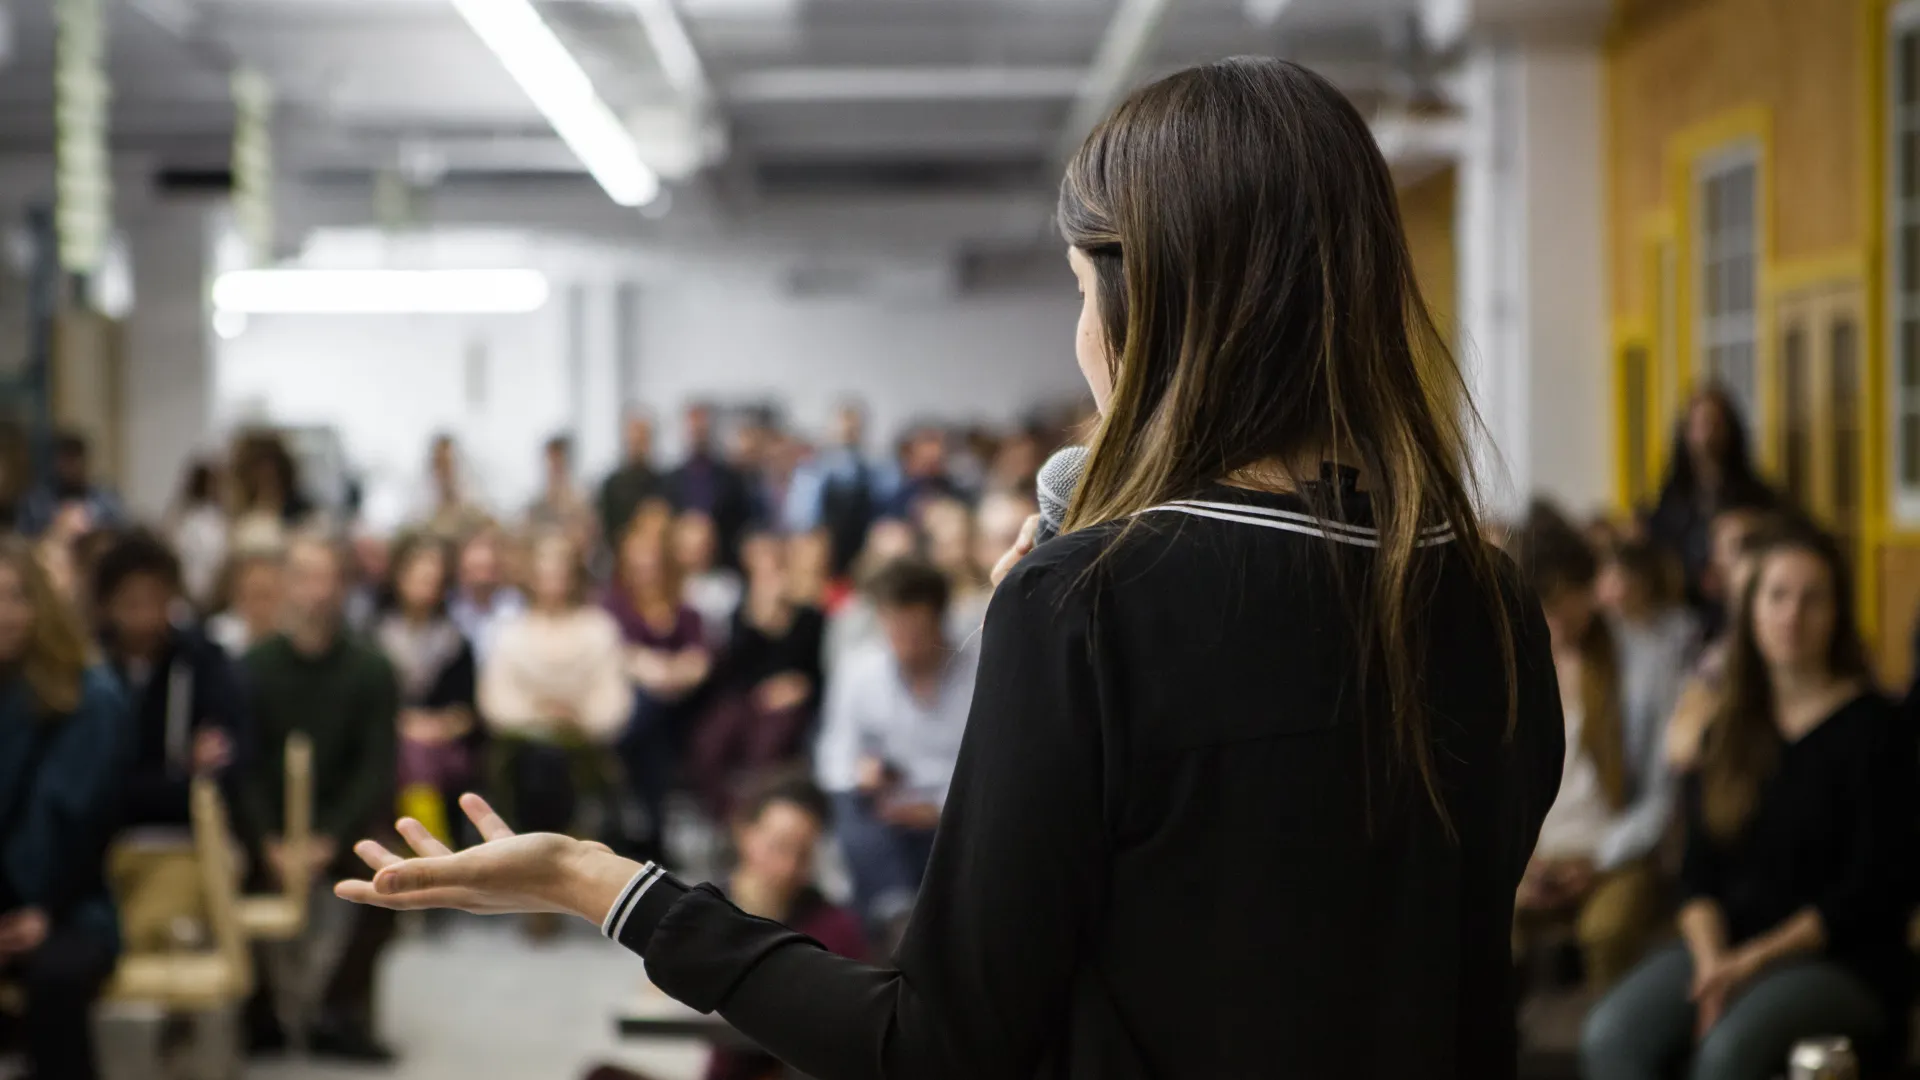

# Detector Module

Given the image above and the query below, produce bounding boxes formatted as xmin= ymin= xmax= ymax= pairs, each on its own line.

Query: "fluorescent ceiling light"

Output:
xmin=447 ymin=0 xmax=660 ymax=208
xmin=212 ymin=269 xmax=551 ymax=315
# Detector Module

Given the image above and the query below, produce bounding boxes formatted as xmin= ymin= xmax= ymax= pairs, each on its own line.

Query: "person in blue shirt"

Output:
xmin=0 ymin=535 xmax=131 ymax=1080
xmin=17 ymin=431 xmax=126 ymax=538
xmin=784 ymin=402 xmax=896 ymax=575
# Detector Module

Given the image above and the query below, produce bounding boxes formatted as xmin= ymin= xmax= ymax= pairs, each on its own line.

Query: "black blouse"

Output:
xmin=715 ymin=604 xmax=825 ymax=710
xmin=604 ymin=485 xmax=1564 ymax=1080
xmin=1680 ymin=692 xmax=1918 ymax=1004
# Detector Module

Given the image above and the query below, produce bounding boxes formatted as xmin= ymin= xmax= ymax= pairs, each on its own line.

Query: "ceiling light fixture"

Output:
xmin=447 ymin=0 xmax=660 ymax=208
xmin=212 ymin=269 xmax=552 ymax=315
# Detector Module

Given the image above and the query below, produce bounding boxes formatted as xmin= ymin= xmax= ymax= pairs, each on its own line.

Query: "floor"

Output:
xmin=250 ymin=915 xmax=708 ymax=1080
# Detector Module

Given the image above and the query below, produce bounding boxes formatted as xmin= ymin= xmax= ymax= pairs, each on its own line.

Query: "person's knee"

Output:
xmin=1579 ymin=993 xmax=1639 ymax=1076
xmin=1690 ymin=1025 xmax=1769 ymax=1080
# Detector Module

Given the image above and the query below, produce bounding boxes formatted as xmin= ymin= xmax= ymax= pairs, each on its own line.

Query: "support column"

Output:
xmin=1457 ymin=38 xmax=1611 ymax=518
xmin=122 ymin=199 xmax=218 ymax=517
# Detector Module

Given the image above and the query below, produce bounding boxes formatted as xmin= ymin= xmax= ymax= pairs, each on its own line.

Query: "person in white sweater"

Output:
xmin=479 ymin=531 xmax=630 ymax=843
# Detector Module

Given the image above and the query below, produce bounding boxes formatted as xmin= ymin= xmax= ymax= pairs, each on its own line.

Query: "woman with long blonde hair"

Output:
xmin=340 ymin=58 xmax=1562 ymax=1079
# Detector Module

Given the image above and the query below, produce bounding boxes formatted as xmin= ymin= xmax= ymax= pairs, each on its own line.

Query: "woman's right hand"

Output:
xmin=336 ymin=794 xmax=638 ymax=921
xmin=990 ymin=514 xmax=1042 ymax=587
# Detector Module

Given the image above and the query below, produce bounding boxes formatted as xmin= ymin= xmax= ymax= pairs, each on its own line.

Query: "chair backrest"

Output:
xmin=281 ymin=732 xmax=315 ymax=915
xmin=189 ymin=778 xmax=254 ymax=997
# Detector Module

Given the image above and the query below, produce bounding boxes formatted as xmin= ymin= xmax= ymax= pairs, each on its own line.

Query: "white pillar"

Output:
xmin=1457 ymin=39 xmax=1610 ymax=518
xmin=122 ymin=199 xmax=219 ymax=517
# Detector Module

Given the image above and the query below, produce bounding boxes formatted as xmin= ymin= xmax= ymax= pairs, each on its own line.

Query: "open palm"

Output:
xmin=335 ymin=793 xmax=621 ymax=916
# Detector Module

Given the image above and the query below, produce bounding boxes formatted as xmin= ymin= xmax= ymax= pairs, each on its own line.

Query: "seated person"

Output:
xmin=373 ymin=533 xmax=479 ymax=844
xmin=1666 ymin=510 xmax=1782 ymax=773
xmin=690 ymin=528 xmax=824 ymax=820
xmin=1511 ymin=508 xmax=1686 ymax=991
xmin=480 ymin=531 xmax=631 ymax=838
xmin=0 ymin=536 xmax=130 ymax=1080
xmin=94 ymin=530 xmax=248 ymax=953
xmin=1583 ymin=524 xmax=1918 ymax=1080
xmin=240 ymin=534 xmax=401 ymax=1062
xmin=206 ymin=547 xmax=285 ymax=659
xmin=814 ymin=557 xmax=976 ymax=939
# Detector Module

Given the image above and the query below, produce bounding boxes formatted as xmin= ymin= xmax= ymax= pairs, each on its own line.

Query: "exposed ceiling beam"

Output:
xmin=727 ymin=66 xmax=1085 ymax=105
xmin=623 ymin=0 xmax=715 ymax=114
xmin=1052 ymin=0 xmax=1172 ymax=165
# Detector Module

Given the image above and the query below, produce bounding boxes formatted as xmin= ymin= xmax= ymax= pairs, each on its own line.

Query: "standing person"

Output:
xmin=239 ymin=534 xmax=400 ymax=1062
xmin=1583 ymin=525 xmax=1917 ymax=1080
xmin=674 ymin=511 xmax=742 ymax=653
xmin=375 ymin=534 xmax=479 ymax=845
xmin=599 ymin=411 xmax=665 ymax=555
xmin=448 ymin=526 xmax=526 ymax=668
xmin=206 ymin=548 xmax=285 ymax=660
xmin=229 ymin=432 xmax=313 ymax=550
xmin=93 ymin=531 xmax=248 ymax=953
xmin=414 ymin=434 xmax=491 ymax=543
xmin=1510 ymin=507 xmax=1686 ymax=991
xmin=878 ymin=426 xmax=957 ymax=521
xmin=605 ymin=510 xmax=711 ymax=863
xmin=1646 ymin=386 xmax=1775 ymax=621
xmin=17 ymin=430 xmax=126 ymax=537
xmin=0 ymin=538 xmax=129 ymax=1080
xmin=478 ymin=531 xmax=630 ymax=923
xmin=785 ymin=402 xmax=892 ymax=576
xmin=526 ymin=435 xmax=595 ymax=553
xmin=169 ymin=460 xmax=231 ymax=612
xmin=669 ymin=404 xmax=754 ymax=569
xmin=339 ymin=58 xmax=1563 ymax=1079
xmin=689 ymin=528 xmax=825 ymax=821
xmin=812 ymin=557 xmax=974 ymax=940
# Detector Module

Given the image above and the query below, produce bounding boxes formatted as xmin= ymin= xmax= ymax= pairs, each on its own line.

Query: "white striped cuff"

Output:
xmin=600 ymin=862 xmax=666 ymax=941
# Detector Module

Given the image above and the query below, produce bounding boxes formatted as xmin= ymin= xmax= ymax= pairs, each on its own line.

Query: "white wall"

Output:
xmin=213 ymin=234 xmax=1087 ymax=524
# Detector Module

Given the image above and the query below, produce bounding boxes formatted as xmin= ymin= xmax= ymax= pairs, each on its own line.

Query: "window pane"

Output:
xmin=1904 ymin=32 xmax=1919 ymax=107
xmin=1904 ymin=129 xmax=1920 ymax=196
xmin=1732 ymin=254 xmax=1754 ymax=313
xmin=1832 ymin=316 xmax=1860 ymax=520
xmin=1903 ymin=414 xmax=1920 ymax=487
xmin=1905 ymin=223 xmax=1920 ymax=292
xmin=1902 ymin=319 xmax=1920 ymax=390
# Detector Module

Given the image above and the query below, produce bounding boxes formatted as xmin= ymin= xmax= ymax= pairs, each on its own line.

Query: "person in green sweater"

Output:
xmin=240 ymin=533 xmax=400 ymax=1063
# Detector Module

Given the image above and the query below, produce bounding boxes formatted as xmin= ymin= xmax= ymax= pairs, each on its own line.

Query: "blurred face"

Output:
xmin=833 ymin=407 xmax=864 ymax=449
xmin=975 ymin=494 xmax=1033 ymax=571
xmin=1540 ymin=582 xmax=1597 ymax=654
xmin=55 ymin=448 xmax=88 ymax=487
xmin=921 ymin=499 xmax=973 ymax=574
xmin=879 ymin=602 xmax=945 ymax=673
xmin=0 ymin=564 xmax=34 ymax=663
xmin=397 ymin=548 xmax=447 ymax=613
xmin=1686 ymin=395 xmax=1728 ymax=460
xmin=431 ymin=439 xmax=457 ymax=483
xmin=352 ymin=533 xmax=390 ymax=584
xmin=545 ymin=443 xmax=571 ymax=481
xmin=1069 ymin=247 xmax=1114 ymax=412
xmin=459 ymin=535 xmax=501 ymax=592
xmin=686 ymin=406 xmax=714 ymax=449
xmin=903 ymin=432 xmax=947 ymax=479
xmin=623 ymin=416 xmax=654 ymax=462
xmin=741 ymin=533 xmax=785 ymax=584
xmin=529 ymin=539 xmax=578 ymax=609
xmin=234 ymin=561 xmax=283 ymax=633
xmin=864 ymin=520 xmax=918 ymax=565
xmin=1750 ymin=550 xmax=1837 ymax=673
xmin=674 ymin=513 xmax=718 ymax=574
xmin=105 ymin=572 xmax=174 ymax=653
xmin=734 ymin=801 xmax=821 ymax=897
xmin=285 ymin=542 xmax=344 ymax=625
xmin=620 ymin=529 xmax=666 ymax=589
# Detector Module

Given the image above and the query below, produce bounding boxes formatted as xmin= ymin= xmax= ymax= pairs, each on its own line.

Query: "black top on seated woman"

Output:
xmin=339 ymin=57 xmax=1565 ymax=1080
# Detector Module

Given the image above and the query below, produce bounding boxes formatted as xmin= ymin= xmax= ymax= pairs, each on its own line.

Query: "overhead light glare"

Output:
xmin=212 ymin=269 xmax=551 ymax=315
xmin=447 ymin=0 xmax=660 ymax=208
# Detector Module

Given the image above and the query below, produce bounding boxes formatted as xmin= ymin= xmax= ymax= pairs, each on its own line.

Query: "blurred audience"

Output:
xmin=1646 ymin=386 xmax=1776 ymax=627
xmin=94 ymin=531 xmax=247 ymax=953
xmin=675 ymin=510 xmax=741 ymax=653
xmin=1582 ymin=524 xmax=1917 ymax=1080
xmin=815 ymin=557 xmax=975 ymax=939
xmin=668 ymin=404 xmax=754 ymax=570
xmin=689 ymin=528 xmax=825 ymax=820
xmin=168 ymin=460 xmax=230 ymax=611
xmin=230 ymin=431 xmax=313 ymax=549
xmin=18 ymin=431 xmax=126 ymax=538
xmin=415 ymin=434 xmax=491 ymax=543
xmin=1512 ymin=506 xmax=1686 ymax=991
xmin=785 ymin=402 xmax=890 ymax=575
xmin=881 ymin=425 xmax=958 ymax=519
xmin=239 ymin=533 xmax=400 ymax=1062
xmin=526 ymin=435 xmax=595 ymax=554
xmin=449 ymin=525 xmax=525 ymax=667
xmin=0 ymin=537 xmax=129 ymax=1080
xmin=599 ymin=412 xmax=665 ymax=555
xmin=1666 ymin=509 xmax=1783 ymax=773
xmin=206 ymin=546 xmax=285 ymax=659
xmin=377 ymin=534 xmax=480 ymax=845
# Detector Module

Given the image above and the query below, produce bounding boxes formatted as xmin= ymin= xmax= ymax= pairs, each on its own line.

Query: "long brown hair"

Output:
xmin=0 ymin=536 xmax=90 ymax=716
xmin=1700 ymin=525 xmax=1869 ymax=840
xmin=1514 ymin=506 xmax=1626 ymax=807
xmin=1055 ymin=57 xmax=1512 ymax=826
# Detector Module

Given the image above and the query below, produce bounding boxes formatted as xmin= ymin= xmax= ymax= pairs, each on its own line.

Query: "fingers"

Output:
xmin=335 ymin=879 xmax=471 ymax=912
xmin=581 ymin=841 xmax=614 ymax=855
xmin=354 ymin=840 xmax=405 ymax=873
xmin=396 ymin=817 xmax=454 ymax=858
xmin=460 ymin=793 xmax=516 ymax=842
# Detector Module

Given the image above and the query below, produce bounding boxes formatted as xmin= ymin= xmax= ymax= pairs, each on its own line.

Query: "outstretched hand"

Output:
xmin=335 ymin=793 xmax=639 ymax=921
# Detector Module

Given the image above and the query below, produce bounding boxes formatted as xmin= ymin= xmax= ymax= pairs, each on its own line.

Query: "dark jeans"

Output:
xmin=0 ymin=918 xmax=117 ymax=1080
xmin=831 ymin=792 xmax=937 ymax=930
xmin=688 ymin=693 xmax=811 ymax=821
xmin=618 ymin=692 xmax=690 ymax=865
xmin=1581 ymin=943 xmax=1886 ymax=1080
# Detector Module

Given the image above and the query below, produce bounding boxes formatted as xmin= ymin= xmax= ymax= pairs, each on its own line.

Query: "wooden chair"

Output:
xmin=100 ymin=778 xmax=252 ymax=1080
xmin=237 ymin=732 xmax=313 ymax=941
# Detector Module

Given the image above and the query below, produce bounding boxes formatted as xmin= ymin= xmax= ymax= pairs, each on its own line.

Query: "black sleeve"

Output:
xmin=1677 ymin=772 xmax=1722 ymax=904
xmin=1509 ymin=580 xmax=1566 ymax=879
xmin=618 ymin=557 xmax=1111 ymax=1080
xmin=1815 ymin=701 xmax=1919 ymax=950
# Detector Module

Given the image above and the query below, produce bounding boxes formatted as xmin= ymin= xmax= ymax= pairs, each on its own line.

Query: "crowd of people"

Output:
xmin=0 ymin=399 xmax=1055 ymax=1080
xmin=1504 ymin=385 xmax=1919 ymax=1079
xmin=0 ymin=380 xmax=1916 ymax=1080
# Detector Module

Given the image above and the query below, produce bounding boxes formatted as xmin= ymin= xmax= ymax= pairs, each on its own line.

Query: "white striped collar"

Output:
xmin=1140 ymin=499 xmax=1455 ymax=549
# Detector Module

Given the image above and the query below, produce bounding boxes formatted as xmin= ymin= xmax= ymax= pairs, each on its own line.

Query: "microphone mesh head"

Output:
xmin=1035 ymin=445 xmax=1090 ymax=543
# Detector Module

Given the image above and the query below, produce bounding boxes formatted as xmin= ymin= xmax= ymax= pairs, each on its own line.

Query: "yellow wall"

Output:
xmin=1399 ymin=166 xmax=1458 ymax=346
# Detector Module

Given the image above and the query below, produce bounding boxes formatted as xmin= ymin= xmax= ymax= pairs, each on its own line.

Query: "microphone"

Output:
xmin=1034 ymin=445 xmax=1090 ymax=545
